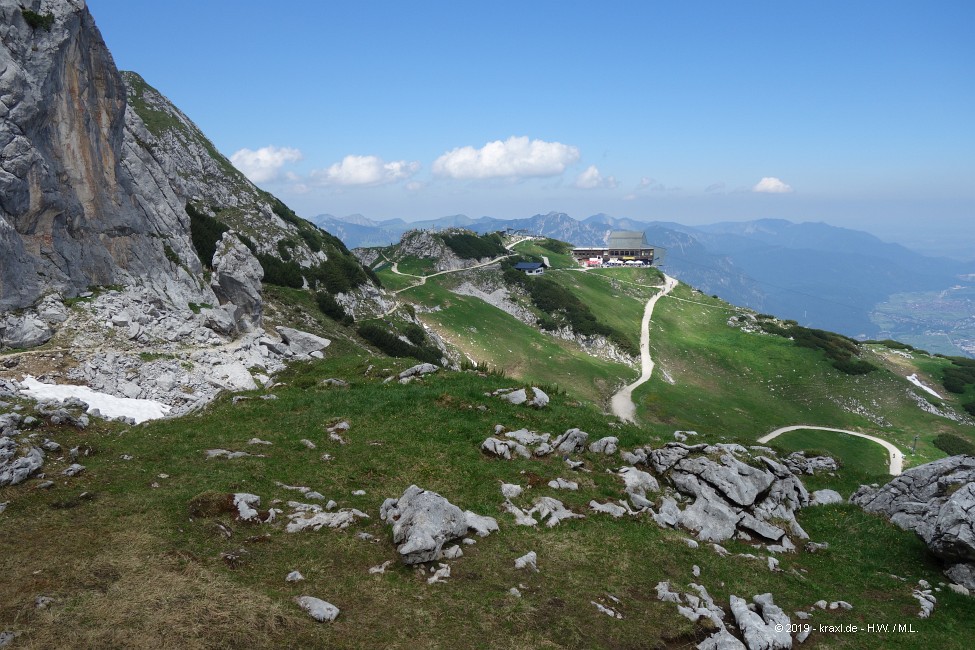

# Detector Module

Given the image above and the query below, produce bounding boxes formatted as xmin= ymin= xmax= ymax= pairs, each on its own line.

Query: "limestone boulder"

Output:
xmin=0 ymin=313 xmax=53 ymax=349
xmin=730 ymin=593 xmax=792 ymax=650
xmin=852 ymin=455 xmax=975 ymax=565
xmin=209 ymin=232 xmax=264 ymax=333
xmin=0 ymin=438 xmax=44 ymax=486
xmin=275 ymin=327 xmax=331 ymax=359
xmin=380 ymin=485 xmax=485 ymax=564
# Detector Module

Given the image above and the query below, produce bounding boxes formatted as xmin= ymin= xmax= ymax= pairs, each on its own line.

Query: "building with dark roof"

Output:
xmin=572 ymin=231 xmax=655 ymax=266
xmin=513 ymin=261 xmax=545 ymax=275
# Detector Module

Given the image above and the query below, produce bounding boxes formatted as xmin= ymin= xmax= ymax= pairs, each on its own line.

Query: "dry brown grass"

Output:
xmin=1 ymin=517 xmax=305 ymax=650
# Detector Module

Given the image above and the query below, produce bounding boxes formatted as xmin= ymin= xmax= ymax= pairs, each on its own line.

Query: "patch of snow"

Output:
xmin=19 ymin=376 xmax=170 ymax=424
xmin=907 ymin=374 xmax=942 ymax=399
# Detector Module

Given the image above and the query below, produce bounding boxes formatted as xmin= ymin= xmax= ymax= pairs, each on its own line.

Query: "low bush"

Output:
xmin=440 ymin=232 xmax=507 ymax=259
xmin=356 ymin=323 xmax=441 ymax=364
xmin=942 ymin=357 xmax=975 ymax=395
xmin=186 ymin=203 xmax=228 ymax=269
xmin=758 ymin=320 xmax=877 ymax=375
xmin=22 ymin=9 xmax=54 ymax=30
xmin=315 ymin=291 xmax=352 ymax=325
xmin=933 ymin=433 xmax=975 ymax=457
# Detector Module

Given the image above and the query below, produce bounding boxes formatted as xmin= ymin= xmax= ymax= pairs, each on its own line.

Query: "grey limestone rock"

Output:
xmin=673 ymin=454 xmax=774 ymax=508
xmin=852 ymin=455 xmax=975 ymax=565
xmin=61 ymin=463 xmax=85 ymax=477
xmin=697 ymin=629 xmax=747 ymax=650
xmin=499 ymin=388 xmax=527 ymax=405
xmin=210 ymin=232 xmax=263 ymax=333
xmin=590 ymin=501 xmax=629 ymax=517
xmin=295 ymin=596 xmax=339 ymax=622
xmin=730 ymin=593 xmax=792 ymax=650
xmin=784 ymin=451 xmax=838 ymax=476
xmin=589 ymin=436 xmax=619 ymax=455
xmin=398 ymin=363 xmax=439 ymax=379
xmin=809 ymin=489 xmax=843 ymax=506
xmin=653 ymin=496 xmax=681 ymax=528
xmin=0 ymin=313 xmax=52 ymax=349
xmin=0 ymin=1 xmax=216 ymax=316
xmin=526 ymin=387 xmax=549 ymax=408
xmin=481 ymin=437 xmax=529 ymax=460
xmin=679 ymin=489 xmax=742 ymax=542
xmin=275 ymin=327 xmax=331 ymax=359
xmin=551 ymin=428 xmax=589 ymax=454
xmin=945 ymin=563 xmax=975 ymax=591
xmin=0 ymin=438 xmax=44 ymax=486
xmin=379 ymin=485 xmax=472 ymax=564
xmin=514 ymin=551 xmax=538 ymax=571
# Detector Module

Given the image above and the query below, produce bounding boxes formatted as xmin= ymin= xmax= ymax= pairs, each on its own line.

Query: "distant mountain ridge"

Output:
xmin=313 ymin=211 xmax=972 ymax=344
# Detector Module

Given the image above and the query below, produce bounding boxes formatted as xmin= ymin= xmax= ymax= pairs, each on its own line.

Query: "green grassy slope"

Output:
xmin=2 ymin=357 xmax=973 ymax=648
xmin=398 ymin=279 xmax=632 ymax=406
xmin=635 ymin=282 xmax=975 ymax=465
xmin=374 ymin=237 xmax=973 ymax=470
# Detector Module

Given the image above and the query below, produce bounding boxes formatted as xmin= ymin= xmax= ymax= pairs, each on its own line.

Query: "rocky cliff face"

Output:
xmin=0 ymin=0 xmax=212 ymax=312
xmin=1 ymin=0 xmax=388 ymax=347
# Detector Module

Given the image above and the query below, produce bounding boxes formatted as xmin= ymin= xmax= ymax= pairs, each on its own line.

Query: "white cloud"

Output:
xmin=230 ymin=146 xmax=303 ymax=183
xmin=752 ymin=176 xmax=794 ymax=193
xmin=405 ymin=181 xmax=424 ymax=192
xmin=638 ymin=176 xmax=654 ymax=189
xmin=573 ymin=165 xmax=618 ymax=189
xmin=704 ymin=182 xmax=726 ymax=193
xmin=432 ymin=136 xmax=580 ymax=180
xmin=311 ymin=155 xmax=420 ymax=187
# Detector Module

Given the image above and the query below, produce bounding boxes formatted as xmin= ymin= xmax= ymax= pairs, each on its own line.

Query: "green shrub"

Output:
xmin=277 ymin=239 xmax=294 ymax=262
xmin=356 ymin=323 xmax=441 ymax=364
xmin=315 ymin=291 xmax=352 ymax=325
xmin=440 ymin=232 xmax=507 ymax=259
xmin=964 ymin=401 xmax=975 ymax=417
xmin=403 ymin=324 xmax=427 ymax=346
xmin=186 ymin=203 xmax=228 ymax=269
xmin=256 ymin=254 xmax=303 ymax=288
xmin=863 ymin=339 xmax=916 ymax=351
xmin=758 ymin=320 xmax=876 ymax=375
xmin=942 ymin=358 xmax=975 ymax=394
xmin=22 ymin=9 xmax=54 ymax=30
xmin=502 ymin=268 xmax=635 ymax=352
xmin=933 ymin=433 xmax=975 ymax=457
xmin=163 ymin=243 xmax=180 ymax=265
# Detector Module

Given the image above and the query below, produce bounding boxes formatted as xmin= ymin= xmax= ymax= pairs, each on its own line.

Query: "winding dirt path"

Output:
xmin=610 ymin=274 xmax=678 ymax=422
xmin=757 ymin=425 xmax=904 ymax=475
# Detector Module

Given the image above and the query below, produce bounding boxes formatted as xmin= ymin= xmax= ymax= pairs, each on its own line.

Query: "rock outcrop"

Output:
xmin=210 ymin=232 xmax=264 ymax=333
xmin=1 ymin=0 xmax=387 ymax=350
xmin=649 ymin=443 xmax=810 ymax=549
xmin=380 ymin=485 xmax=497 ymax=564
xmin=0 ymin=438 xmax=44 ymax=487
xmin=852 ymin=455 xmax=975 ymax=589
xmin=0 ymin=0 xmax=212 ymax=312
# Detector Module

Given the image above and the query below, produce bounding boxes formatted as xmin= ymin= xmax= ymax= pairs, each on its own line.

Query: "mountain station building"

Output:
xmin=572 ymin=231 xmax=655 ymax=267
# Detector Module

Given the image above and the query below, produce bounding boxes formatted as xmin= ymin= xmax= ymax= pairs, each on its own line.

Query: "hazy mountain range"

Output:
xmin=313 ymin=212 xmax=974 ymax=350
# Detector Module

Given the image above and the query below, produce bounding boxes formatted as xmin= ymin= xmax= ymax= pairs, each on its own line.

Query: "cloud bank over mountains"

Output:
xmin=432 ymin=136 xmax=580 ymax=180
xmin=229 ymin=140 xmax=797 ymax=207
xmin=229 ymin=146 xmax=302 ymax=183
xmin=752 ymin=177 xmax=794 ymax=193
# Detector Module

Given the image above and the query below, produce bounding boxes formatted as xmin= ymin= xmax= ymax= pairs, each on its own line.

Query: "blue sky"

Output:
xmin=88 ymin=0 xmax=973 ymax=246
